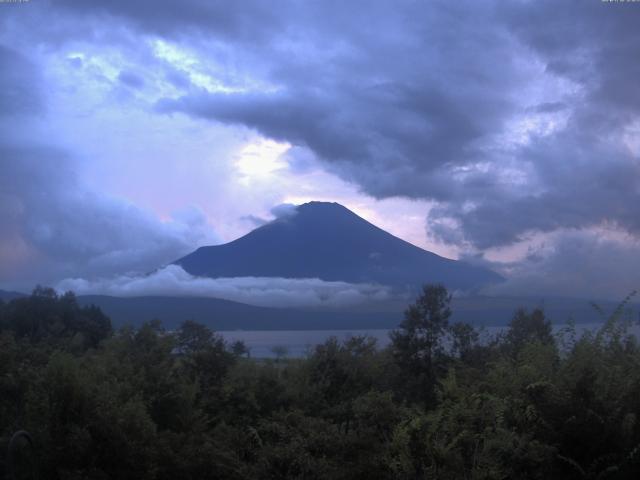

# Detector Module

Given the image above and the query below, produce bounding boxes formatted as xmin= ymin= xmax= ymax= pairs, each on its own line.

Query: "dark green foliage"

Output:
xmin=231 ymin=340 xmax=250 ymax=357
xmin=0 ymin=287 xmax=111 ymax=350
xmin=504 ymin=307 xmax=554 ymax=356
xmin=449 ymin=321 xmax=480 ymax=361
xmin=390 ymin=284 xmax=452 ymax=407
xmin=176 ymin=319 xmax=235 ymax=394
xmin=2 ymin=285 xmax=640 ymax=479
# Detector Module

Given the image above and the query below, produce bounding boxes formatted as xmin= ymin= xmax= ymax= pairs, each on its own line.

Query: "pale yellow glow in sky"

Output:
xmin=235 ymin=139 xmax=290 ymax=182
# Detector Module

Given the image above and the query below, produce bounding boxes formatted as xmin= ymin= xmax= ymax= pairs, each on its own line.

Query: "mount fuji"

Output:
xmin=175 ymin=201 xmax=502 ymax=291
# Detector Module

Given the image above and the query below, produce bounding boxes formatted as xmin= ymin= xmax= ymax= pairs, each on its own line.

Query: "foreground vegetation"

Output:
xmin=1 ymin=286 xmax=640 ymax=479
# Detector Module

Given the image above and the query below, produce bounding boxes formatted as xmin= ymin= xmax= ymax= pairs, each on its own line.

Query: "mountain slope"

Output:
xmin=77 ymin=295 xmax=399 ymax=330
xmin=0 ymin=289 xmax=27 ymax=301
xmin=175 ymin=201 xmax=502 ymax=291
xmin=76 ymin=294 xmax=631 ymax=331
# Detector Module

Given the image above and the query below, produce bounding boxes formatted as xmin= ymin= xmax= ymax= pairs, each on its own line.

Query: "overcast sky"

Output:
xmin=1 ymin=0 xmax=639 ymax=300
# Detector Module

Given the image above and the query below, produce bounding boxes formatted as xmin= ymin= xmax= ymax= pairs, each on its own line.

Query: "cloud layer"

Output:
xmin=56 ymin=265 xmax=391 ymax=308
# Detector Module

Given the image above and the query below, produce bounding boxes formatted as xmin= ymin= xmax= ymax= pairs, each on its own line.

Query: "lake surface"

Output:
xmin=221 ymin=329 xmax=394 ymax=358
xmin=219 ymin=322 xmax=640 ymax=358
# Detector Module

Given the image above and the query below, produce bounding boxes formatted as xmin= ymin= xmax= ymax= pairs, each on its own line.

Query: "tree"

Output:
xmin=231 ymin=340 xmax=250 ymax=358
xmin=449 ymin=321 xmax=479 ymax=362
xmin=0 ymin=287 xmax=111 ymax=349
xmin=176 ymin=319 xmax=214 ymax=354
xmin=504 ymin=308 xmax=554 ymax=357
xmin=175 ymin=320 xmax=235 ymax=399
xmin=271 ymin=345 xmax=289 ymax=363
xmin=390 ymin=284 xmax=452 ymax=407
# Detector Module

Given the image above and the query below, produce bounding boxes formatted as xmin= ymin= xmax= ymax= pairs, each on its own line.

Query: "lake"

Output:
xmin=219 ymin=322 xmax=640 ymax=358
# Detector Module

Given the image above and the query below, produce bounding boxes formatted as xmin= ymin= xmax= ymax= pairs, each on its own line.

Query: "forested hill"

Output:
xmin=0 ymin=289 xmax=26 ymax=302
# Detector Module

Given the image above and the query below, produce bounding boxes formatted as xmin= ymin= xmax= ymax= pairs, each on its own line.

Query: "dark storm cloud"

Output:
xmin=151 ymin=1 xmax=640 ymax=250
xmin=50 ymin=0 xmax=283 ymax=42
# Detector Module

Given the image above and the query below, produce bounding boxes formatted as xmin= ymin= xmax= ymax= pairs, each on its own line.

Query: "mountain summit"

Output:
xmin=175 ymin=201 xmax=502 ymax=290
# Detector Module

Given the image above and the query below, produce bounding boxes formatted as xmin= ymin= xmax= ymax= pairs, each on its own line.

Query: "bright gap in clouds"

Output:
xmin=235 ymin=139 xmax=290 ymax=181
xmin=152 ymin=39 xmax=241 ymax=94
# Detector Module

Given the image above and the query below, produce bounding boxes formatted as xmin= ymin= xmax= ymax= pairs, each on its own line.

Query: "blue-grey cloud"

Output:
xmin=270 ymin=203 xmax=298 ymax=220
xmin=118 ymin=70 xmax=145 ymax=89
xmin=0 ymin=46 xmax=42 ymax=116
xmin=476 ymin=231 xmax=640 ymax=301
xmin=50 ymin=0 xmax=283 ymax=43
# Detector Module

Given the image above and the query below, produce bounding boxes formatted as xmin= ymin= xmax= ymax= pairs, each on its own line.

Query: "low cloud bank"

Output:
xmin=56 ymin=265 xmax=391 ymax=308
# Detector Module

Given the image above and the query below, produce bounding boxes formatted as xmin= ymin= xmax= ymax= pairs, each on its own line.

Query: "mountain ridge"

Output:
xmin=77 ymin=294 xmax=634 ymax=330
xmin=3 ymin=289 xmax=635 ymax=330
